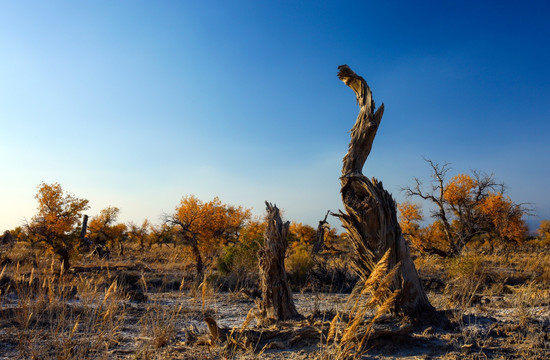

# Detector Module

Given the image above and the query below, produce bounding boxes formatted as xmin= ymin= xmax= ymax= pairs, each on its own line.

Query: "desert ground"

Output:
xmin=0 ymin=242 xmax=549 ymax=359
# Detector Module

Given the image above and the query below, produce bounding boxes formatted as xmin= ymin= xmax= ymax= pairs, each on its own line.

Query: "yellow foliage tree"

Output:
xmin=288 ymin=222 xmax=316 ymax=247
xmin=167 ymin=195 xmax=251 ymax=279
xmin=538 ymin=220 xmax=550 ymax=243
xmin=26 ymin=182 xmax=89 ymax=269
xmin=402 ymin=160 xmax=528 ymax=256
xmin=87 ymin=206 xmax=127 ymax=256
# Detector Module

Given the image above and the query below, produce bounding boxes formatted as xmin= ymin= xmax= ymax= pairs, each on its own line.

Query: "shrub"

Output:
xmin=286 ymin=244 xmax=314 ymax=287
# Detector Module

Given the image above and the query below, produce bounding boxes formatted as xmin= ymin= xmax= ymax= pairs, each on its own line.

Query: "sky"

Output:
xmin=1 ymin=1 xmax=549 ymax=232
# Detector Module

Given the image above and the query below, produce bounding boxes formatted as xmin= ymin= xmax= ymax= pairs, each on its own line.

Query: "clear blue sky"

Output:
xmin=1 ymin=1 xmax=549 ymax=232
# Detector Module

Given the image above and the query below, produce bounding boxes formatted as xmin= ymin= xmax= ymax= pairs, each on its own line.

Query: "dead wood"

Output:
xmin=334 ymin=65 xmax=438 ymax=321
xmin=312 ymin=210 xmax=331 ymax=254
xmin=192 ymin=316 xmax=414 ymax=355
xmin=257 ymin=202 xmax=302 ymax=325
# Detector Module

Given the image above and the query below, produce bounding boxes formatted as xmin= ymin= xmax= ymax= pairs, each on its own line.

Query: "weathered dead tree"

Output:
xmin=312 ymin=210 xmax=331 ymax=254
xmin=79 ymin=214 xmax=107 ymax=258
xmin=335 ymin=65 xmax=436 ymax=320
xmin=257 ymin=201 xmax=302 ymax=325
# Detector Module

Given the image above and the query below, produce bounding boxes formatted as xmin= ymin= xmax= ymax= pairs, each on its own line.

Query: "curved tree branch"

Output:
xmin=338 ymin=65 xmax=385 ymax=176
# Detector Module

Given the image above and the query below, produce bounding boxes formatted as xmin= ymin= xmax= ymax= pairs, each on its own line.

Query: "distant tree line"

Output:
xmin=1 ymin=182 xmax=344 ymax=276
xmin=0 ymin=164 xmax=546 ymax=273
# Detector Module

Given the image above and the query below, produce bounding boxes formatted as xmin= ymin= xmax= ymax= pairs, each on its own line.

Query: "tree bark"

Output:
xmin=257 ymin=201 xmax=301 ymax=325
xmin=312 ymin=210 xmax=330 ymax=254
xmin=190 ymin=235 xmax=204 ymax=280
xmin=335 ymin=65 xmax=435 ymax=320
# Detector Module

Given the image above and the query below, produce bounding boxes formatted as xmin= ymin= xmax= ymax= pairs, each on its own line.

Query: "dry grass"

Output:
xmin=318 ymin=250 xmax=405 ymax=359
xmin=1 ymin=242 xmax=549 ymax=359
xmin=0 ymin=257 xmax=125 ymax=359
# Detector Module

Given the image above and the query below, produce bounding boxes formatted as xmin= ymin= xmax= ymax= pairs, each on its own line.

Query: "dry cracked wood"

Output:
xmin=257 ymin=201 xmax=302 ymax=325
xmin=335 ymin=65 xmax=436 ymax=320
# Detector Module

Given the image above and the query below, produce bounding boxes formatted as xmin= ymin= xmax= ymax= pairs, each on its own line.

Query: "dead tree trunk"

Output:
xmin=335 ymin=65 xmax=436 ymax=320
xmin=312 ymin=210 xmax=330 ymax=254
xmin=257 ymin=201 xmax=301 ymax=325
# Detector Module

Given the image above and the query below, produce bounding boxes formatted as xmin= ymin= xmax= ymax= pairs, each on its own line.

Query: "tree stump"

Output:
xmin=257 ymin=201 xmax=302 ymax=325
xmin=335 ymin=65 xmax=436 ymax=319
xmin=312 ymin=210 xmax=330 ymax=254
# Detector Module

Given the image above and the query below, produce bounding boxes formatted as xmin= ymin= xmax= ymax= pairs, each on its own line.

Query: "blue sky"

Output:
xmin=1 ymin=1 xmax=549 ymax=232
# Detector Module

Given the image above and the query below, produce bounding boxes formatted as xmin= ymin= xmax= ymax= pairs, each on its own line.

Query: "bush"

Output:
xmin=286 ymin=244 xmax=314 ymax=288
xmin=214 ymin=238 xmax=262 ymax=290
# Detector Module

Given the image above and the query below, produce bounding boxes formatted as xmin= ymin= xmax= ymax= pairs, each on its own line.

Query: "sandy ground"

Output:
xmin=1 ymin=289 xmax=549 ymax=359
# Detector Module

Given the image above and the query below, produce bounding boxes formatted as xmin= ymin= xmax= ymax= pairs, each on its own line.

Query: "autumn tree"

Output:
xmin=397 ymin=202 xmax=450 ymax=256
xmin=537 ymin=220 xmax=550 ymax=244
xmin=87 ymin=206 xmax=127 ymax=256
xmin=212 ymin=202 xmax=252 ymax=245
xmin=149 ymin=223 xmax=176 ymax=248
xmin=288 ymin=222 xmax=316 ymax=247
xmin=166 ymin=195 xmax=251 ymax=280
xmin=401 ymin=160 xmax=528 ymax=256
xmin=26 ymin=182 xmax=89 ymax=269
xmin=127 ymin=220 xmax=150 ymax=250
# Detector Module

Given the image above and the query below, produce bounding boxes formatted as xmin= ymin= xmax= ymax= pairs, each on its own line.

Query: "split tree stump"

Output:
xmin=257 ymin=201 xmax=301 ymax=325
xmin=335 ymin=65 xmax=435 ymax=319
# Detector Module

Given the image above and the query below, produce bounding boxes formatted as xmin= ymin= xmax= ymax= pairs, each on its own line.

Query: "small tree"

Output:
xmin=149 ymin=223 xmax=176 ymax=248
xmin=87 ymin=206 xmax=127 ymax=256
xmin=288 ymin=222 xmax=317 ymax=247
xmin=166 ymin=195 xmax=251 ymax=280
xmin=401 ymin=160 xmax=528 ymax=256
xmin=26 ymin=182 xmax=89 ymax=269
xmin=127 ymin=219 xmax=150 ymax=250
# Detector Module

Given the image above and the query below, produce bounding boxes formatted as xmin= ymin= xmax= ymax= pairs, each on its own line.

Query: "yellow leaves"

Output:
xmin=289 ymin=222 xmax=316 ymax=246
xmin=173 ymin=195 xmax=252 ymax=253
xmin=397 ymin=202 xmax=423 ymax=224
xmin=401 ymin=167 xmax=528 ymax=256
xmin=240 ymin=220 xmax=266 ymax=243
xmin=30 ymin=182 xmax=89 ymax=239
xmin=441 ymin=173 xmax=527 ymax=245
xmin=538 ymin=220 xmax=550 ymax=241
xmin=478 ymin=192 xmax=527 ymax=243
xmin=443 ymin=174 xmax=477 ymax=206
xmin=397 ymin=202 xmax=424 ymax=249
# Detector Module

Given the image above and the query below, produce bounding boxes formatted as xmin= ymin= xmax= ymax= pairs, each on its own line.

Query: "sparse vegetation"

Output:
xmin=1 ymin=66 xmax=548 ymax=359
xmin=1 ymin=237 xmax=548 ymax=359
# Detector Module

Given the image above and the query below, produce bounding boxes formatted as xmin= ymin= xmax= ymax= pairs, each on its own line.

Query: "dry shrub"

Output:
xmin=308 ymin=255 xmax=359 ymax=293
xmin=286 ymin=244 xmax=315 ymax=288
xmin=138 ymin=303 xmax=183 ymax=351
xmin=0 ymin=260 xmax=125 ymax=359
xmin=443 ymin=254 xmax=487 ymax=311
xmin=214 ymin=239 xmax=261 ymax=290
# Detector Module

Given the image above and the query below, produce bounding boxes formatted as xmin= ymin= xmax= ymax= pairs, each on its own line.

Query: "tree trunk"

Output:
xmin=190 ymin=235 xmax=204 ymax=280
xmin=58 ymin=247 xmax=71 ymax=271
xmin=80 ymin=215 xmax=89 ymax=240
xmin=257 ymin=201 xmax=301 ymax=325
xmin=312 ymin=210 xmax=330 ymax=254
xmin=335 ymin=65 xmax=436 ymax=320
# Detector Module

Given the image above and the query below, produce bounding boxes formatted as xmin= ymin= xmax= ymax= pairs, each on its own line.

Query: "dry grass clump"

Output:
xmin=138 ymin=303 xmax=184 ymax=351
xmin=0 ymin=259 xmax=125 ymax=359
xmin=319 ymin=250 xmax=408 ymax=359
